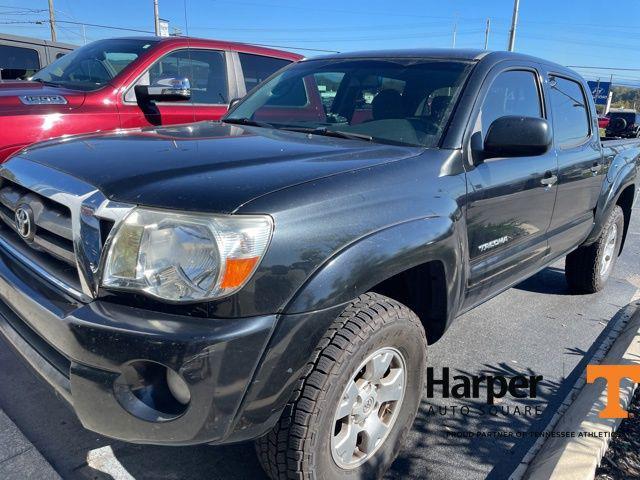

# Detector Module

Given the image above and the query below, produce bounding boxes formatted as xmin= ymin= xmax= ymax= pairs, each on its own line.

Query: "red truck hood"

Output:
xmin=0 ymin=81 xmax=86 ymax=111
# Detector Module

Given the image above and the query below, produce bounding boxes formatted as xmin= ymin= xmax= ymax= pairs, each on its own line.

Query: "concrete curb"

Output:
xmin=0 ymin=409 xmax=60 ymax=480
xmin=520 ymin=303 xmax=640 ymax=480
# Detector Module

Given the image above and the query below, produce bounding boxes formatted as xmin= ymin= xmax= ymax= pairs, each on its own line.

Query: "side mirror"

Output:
xmin=228 ymin=97 xmax=242 ymax=110
xmin=483 ymin=116 xmax=552 ymax=159
xmin=135 ymin=77 xmax=191 ymax=103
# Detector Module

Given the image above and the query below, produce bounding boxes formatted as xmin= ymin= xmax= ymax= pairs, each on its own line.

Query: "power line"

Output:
xmin=214 ymin=0 xmax=510 ymax=22
xmin=227 ymin=30 xmax=485 ymax=44
xmin=0 ymin=19 xmax=340 ymax=53
xmin=0 ymin=20 xmax=484 ymax=45
xmin=0 ymin=19 xmax=155 ymax=34
xmin=0 ymin=4 xmax=47 ymax=13
xmin=188 ymin=20 xmax=450 ymax=32
xmin=519 ymin=33 xmax=640 ymax=52
xmin=568 ymin=66 xmax=640 ymax=72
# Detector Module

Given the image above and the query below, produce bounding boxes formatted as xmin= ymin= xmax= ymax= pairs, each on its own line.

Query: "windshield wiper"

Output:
xmin=222 ymin=117 xmax=274 ymax=129
xmin=223 ymin=119 xmax=374 ymax=142
xmin=281 ymin=126 xmax=373 ymax=142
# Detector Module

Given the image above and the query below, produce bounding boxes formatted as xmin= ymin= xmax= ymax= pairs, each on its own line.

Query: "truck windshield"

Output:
xmin=31 ymin=38 xmax=158 ymax=91
xmin=225 ymin=58 xmax=473 ymax=148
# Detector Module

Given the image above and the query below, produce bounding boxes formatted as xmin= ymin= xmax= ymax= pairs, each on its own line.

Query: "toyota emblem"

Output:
xmin=14 ymin=205 xmax=34 ymax=240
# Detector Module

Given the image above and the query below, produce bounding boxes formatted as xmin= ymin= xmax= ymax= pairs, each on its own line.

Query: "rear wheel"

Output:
xmin=565 ymin=205 xmax=624 ymax=293
xmin=256 ymin=293 xmax=427 ymax=479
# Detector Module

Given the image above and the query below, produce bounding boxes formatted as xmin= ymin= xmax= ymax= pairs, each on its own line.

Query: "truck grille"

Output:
xmin=0 ymin=179 xmax=75 ymax=265
xmin=0 ymin=158 xmax=133 ymax=302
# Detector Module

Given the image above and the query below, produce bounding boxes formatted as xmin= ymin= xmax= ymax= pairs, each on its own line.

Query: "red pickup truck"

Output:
xmin=0 ymin=36 xmax=301 ymax=162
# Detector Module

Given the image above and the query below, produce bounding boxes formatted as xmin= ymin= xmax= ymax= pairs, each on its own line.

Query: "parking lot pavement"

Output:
xmin=0 ymin=409 xmax=60 ymax=480
xmin=0 ymin=211 xmax=638 ymax=480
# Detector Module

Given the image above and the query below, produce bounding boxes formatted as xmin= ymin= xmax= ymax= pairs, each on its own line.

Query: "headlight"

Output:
xmin=101 ymin=208 xmax=273 ymax=302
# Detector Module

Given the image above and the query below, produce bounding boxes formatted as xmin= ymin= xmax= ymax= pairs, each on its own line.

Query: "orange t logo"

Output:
xmin=586 ymin=365 xmax=640 ymax=419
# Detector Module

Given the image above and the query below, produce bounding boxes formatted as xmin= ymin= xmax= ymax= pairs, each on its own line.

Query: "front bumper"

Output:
xmin=0 ymin=244 xmax=277 ymax=446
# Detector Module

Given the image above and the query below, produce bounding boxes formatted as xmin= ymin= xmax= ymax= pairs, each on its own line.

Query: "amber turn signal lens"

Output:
xmin=220 ymin=257 xmax=260 ymax=289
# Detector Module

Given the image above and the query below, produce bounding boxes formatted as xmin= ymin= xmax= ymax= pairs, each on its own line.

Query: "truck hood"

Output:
xmin=0 ymin=81 xmax=86 ymax=111
xmin=17 ymin=121 xmax=424 ymax=213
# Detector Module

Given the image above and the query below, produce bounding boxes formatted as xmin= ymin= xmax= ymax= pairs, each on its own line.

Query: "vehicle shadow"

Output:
xmin=99 ymin=443 xmax=265 ymax=480
xmin=386 ymin=363 xmax=562 ymax=479
xmin=512 ymin=266 xmax=575 ymax=296
xmin=386 ymin=299 xmax=637 ymax=479
xmin=1 ymin=296 xmax=636 ymax=480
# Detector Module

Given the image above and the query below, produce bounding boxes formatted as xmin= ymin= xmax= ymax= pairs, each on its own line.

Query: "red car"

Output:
xmin=0 ymin=36 xmax=301 ymax=162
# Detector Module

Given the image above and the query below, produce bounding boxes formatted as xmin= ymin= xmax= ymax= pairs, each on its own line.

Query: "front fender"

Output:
xmin=285 ymin=215 xmax=464 ymax=317
xmin=225 ymin=216 xmax=465 ymax=442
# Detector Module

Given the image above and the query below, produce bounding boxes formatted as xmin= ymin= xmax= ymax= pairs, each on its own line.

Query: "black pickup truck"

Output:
xmin=0 ymin=49 xmax=638 ymax=479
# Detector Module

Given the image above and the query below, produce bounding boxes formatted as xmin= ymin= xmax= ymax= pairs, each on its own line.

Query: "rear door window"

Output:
xmin=238 ymin=53 xmax=291 ymax=91
xmin=263 ymin=76 xmax=309 ymax=107
xmin=549 ymin=76 xmax=590 ymax=145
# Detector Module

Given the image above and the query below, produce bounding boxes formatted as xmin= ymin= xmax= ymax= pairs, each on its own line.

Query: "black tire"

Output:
xmin=565 ymin=205 xmax=624 ymax=293
xmin=256 ymin=293 xmax=427 ymax=480
xmin=610 ymin=117 xmax=627 ymax=133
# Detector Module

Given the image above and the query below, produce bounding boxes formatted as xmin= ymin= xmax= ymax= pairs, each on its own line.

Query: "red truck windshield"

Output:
xmin=225 ymin=58 xmax=473 ymax=148
xmin=31 ymin=38 xmax=158 ymax=91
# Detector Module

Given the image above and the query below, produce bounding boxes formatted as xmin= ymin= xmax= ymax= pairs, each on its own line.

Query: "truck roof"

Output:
xmin=305 ymin=48 xmax=576 ymax=76
xmin=0 ymin=32 xmax=77 ymax=49
xmin=308 ymin=48 xmax=489 ymax=61
xmin=111 ymin=35 xmax=303 ymax=61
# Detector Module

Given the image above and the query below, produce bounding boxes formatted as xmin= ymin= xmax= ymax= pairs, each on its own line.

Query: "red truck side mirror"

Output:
xmin=135 ymin=77 xmax=191 ymax=103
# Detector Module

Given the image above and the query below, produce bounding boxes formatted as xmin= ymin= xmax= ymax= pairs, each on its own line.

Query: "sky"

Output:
xmin=2 ymin=0 xmax=640 ymax=86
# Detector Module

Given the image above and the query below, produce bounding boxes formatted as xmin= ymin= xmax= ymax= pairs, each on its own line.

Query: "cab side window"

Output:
xmin=127 ymin=49 xmax=228 ymax=104
xmin=549 ymin=76 xmax=590 ymax=146
xmin=479 ymin=70 xmax=542 ymax=137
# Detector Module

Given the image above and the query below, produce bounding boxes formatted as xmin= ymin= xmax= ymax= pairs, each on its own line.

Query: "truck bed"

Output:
xmin=601 ymin=138 xmax=640 ymax=156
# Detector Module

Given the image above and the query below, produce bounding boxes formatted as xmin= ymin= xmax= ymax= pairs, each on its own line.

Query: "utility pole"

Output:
xmin=452 ymin=21 xmax=457 ymax=48
xmin=153 ymin=0 xmax=160 ymax=36
xmin=507 ymin=0 xmax=520 ymax=52
xmin=81 ymin=24 xmax=87 ymax=44
xmin=48 ymin=0 xmax=56 ymax=42
xmin=484 ymin=18 xmax=491 ymax=50
xmin=605 ymin=73 xmax=613 ymax=114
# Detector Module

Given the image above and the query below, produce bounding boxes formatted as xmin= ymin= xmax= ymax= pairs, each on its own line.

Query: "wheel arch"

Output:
xmin=284 ymin=216 xmax=465 ymax=343
xmin=587 ymin=160 xmax=637 ymax=247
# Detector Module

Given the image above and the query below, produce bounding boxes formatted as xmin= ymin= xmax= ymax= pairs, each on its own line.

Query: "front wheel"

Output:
xmin=565 ymin=205 xmax=624 ymax=293
xmin=256 ymin=293 xmax=427 ymax=479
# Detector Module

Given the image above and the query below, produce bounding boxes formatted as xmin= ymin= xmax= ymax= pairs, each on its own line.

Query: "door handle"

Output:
xmin=540 ymin=174 xmax=558 ymax=186
xmin=590 ymin=163 xmax=602 ymax=174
